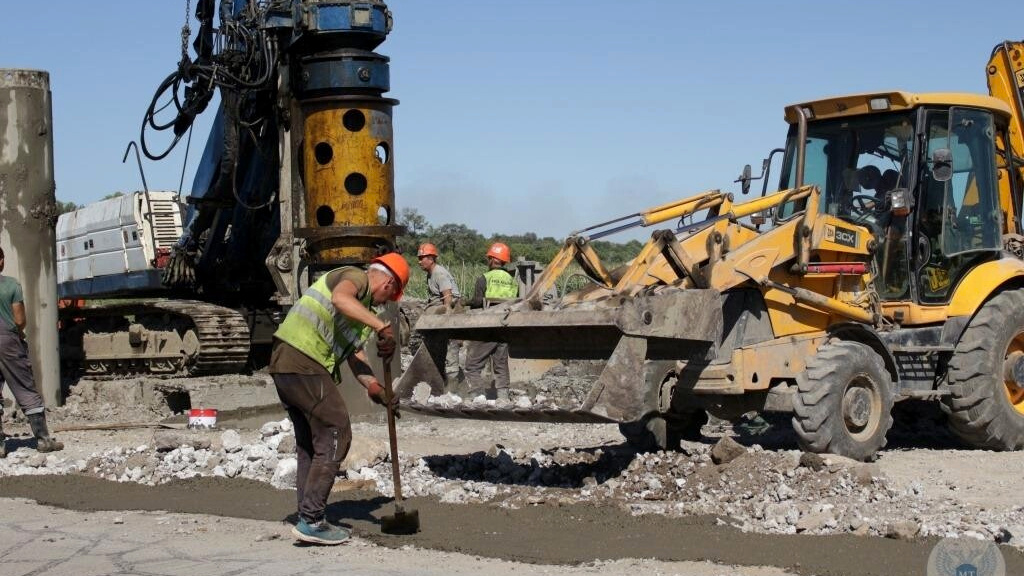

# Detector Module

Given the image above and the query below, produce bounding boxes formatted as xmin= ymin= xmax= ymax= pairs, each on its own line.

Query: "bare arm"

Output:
xmin=349 ymin=349 xmax=396 ymax=410
xmin=347 ymin=350 xmax=379 ymax=389
xmin=442 ymin=288 xmax=453 ymax=308
xmin=330 ymin=278 xmax=388 ymax=333
xmin=467 ymin=276 xmax=487 ymax=308
xmin=12 ymin=301 xmax=26 ymax=337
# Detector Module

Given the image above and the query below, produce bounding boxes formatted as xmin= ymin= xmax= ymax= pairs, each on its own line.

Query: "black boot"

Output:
xmin=27 ymin=412 xmax=63 ymax=453
xmin=0 ymin=418 xmax=6 ymax=459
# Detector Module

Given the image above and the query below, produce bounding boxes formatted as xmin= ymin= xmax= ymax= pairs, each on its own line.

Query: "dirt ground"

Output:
xmin=1 ymin=376 xmax=1023 ymax=576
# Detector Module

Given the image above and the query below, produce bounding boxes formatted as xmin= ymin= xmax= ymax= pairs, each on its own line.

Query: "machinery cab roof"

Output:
xmin=783 ymin=91 xmax=1014 ymax=123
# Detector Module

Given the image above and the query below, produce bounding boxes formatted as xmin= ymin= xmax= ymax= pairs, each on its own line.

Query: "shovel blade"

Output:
xmin=381 ymin=506 xmax=420 ymax=535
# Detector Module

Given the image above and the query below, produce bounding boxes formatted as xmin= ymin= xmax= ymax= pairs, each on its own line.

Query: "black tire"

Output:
xmin=792 ymin=340 xmax=894 ymax=461
xmin=943 ymin=290 xmax=1024 ymax=450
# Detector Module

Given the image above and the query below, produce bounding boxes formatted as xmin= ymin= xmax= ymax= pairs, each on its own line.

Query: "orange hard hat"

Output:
xmin=486 ymin=242 xmax=511 ymax=264
xmin=371 ymin=252 xmax=410 ymax=301
xmin=417 ymin=243 xmax=439 ymax=258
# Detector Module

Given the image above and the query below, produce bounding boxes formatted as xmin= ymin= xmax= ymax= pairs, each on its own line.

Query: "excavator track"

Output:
xmin=151 ymin=301 xmax=251 ymax=375
xmin=61 ymin=299 xmax=251 ymax=378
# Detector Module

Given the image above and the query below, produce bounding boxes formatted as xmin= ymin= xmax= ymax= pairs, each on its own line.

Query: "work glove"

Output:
xmin=366 ymin=379 xmax=400 ymax=415
xmin=376 ymin=322 xmax=397 ymax=359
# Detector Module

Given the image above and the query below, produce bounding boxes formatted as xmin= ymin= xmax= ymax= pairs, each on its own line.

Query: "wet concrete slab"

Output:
xmin=1 ymin=474 xmax=1021 ymax=576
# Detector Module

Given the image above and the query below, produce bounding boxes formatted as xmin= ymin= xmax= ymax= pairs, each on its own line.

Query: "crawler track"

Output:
xmin=61 ymin=299 xmax=251 ymax=378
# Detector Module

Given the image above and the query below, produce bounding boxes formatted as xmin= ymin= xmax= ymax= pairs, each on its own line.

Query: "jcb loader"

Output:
xmin=395 ymin=41 xmax=1024 ymax=461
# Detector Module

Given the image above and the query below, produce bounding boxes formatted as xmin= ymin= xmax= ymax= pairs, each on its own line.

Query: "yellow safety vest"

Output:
xmin=274 ymin=267 xmax=374 ymax=375
xmin=484 ymin=269 xmax=518 ymax=300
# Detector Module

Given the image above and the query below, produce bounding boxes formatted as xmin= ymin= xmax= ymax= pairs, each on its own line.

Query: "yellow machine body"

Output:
xmin=398 ymin=46 xmax=1024 ymax=460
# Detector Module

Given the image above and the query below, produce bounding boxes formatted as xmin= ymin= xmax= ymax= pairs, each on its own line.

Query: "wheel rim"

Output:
xmin=1004 ymin=337 xmax=1024 ymax=416
xmin=842 ymin=376 xmax=881 ymax=440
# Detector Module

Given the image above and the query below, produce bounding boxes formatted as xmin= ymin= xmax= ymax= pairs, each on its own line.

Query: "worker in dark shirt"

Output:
xmin=0 ymin=247 xmax=63 ymax=458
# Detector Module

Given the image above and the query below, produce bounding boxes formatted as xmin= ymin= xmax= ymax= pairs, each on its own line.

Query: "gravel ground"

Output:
xmin=2 ymin=379 xmax=1022 ymax=553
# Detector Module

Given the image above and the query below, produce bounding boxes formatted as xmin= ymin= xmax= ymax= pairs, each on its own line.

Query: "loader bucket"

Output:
xmin=395 ymin=289 xmax=723 ymax=424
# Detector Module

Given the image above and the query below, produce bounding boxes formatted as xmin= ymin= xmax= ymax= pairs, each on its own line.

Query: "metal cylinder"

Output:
xmin=291 ymin=31 xmax=401 ymax=266
xmin=301 ymin=98 xmax=398 ymax=263
xmin=0 ymin=69 xmax=61 ymax=406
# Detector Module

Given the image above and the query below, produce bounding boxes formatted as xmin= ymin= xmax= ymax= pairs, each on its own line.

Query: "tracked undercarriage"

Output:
xmin=60 ymin=300 xmax=251 ymax=378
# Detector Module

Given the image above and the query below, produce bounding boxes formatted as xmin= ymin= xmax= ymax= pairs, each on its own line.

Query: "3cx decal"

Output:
xmin=825 ymin=224 xmax=858 ymax=248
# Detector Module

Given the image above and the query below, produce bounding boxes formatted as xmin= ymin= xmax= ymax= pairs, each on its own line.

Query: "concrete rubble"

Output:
xmin=2 ymin=410 xmax=1022 ymax=549
xmin=2 ymin=366 xmax=1021 ymax=551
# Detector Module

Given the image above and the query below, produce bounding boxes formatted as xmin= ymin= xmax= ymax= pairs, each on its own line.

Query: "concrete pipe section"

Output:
xmin=0 ymin=69 xmax=61 ymax=406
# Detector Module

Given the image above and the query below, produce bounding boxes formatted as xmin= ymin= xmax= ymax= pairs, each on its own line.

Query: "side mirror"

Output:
xmin=931 ymin=148 xmax=953 ymax=182
xmin=737 ymin=164 xmax=752 ymax=195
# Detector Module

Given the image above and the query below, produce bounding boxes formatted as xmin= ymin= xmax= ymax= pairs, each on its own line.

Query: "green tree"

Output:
xmin=55 ymin=200 xmax=78 ymax=215
xmin=399 ymin=207 xmax=428 ymax=236
xmin=429 ymin=223 xmax=485 ymax=262
xmin=397 ymin=207 xmax=429 ymax=255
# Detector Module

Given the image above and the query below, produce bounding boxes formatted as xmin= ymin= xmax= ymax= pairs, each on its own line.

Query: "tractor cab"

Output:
xmin=776 ymin=92 xmax=1015 ymax=310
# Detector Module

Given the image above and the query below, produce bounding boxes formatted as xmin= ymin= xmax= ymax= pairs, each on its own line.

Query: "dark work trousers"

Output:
xmin=423 ymin=304 xmax=463 ymax=383
xmin=272 ymin=372 xmax=353 ymax=524
xmin=0 ymin=331 xmax=45 ymax=418
xmin=464 ymin=341 xmax=510 ymax=393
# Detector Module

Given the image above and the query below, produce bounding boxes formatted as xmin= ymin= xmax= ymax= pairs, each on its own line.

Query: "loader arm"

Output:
xmin=396 ymin=179 xmax=880 ymax=422
xmin=565 ymin=184 xmax=820 ymax=304
xmin=524 ymin=190 xmax=728 ymax=307
xmin=985 ymin=40 xmax=1024 ymax=234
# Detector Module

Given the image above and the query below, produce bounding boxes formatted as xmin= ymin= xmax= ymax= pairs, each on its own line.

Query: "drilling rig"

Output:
xmin=57 ymin=1 xmax=404 ymax=392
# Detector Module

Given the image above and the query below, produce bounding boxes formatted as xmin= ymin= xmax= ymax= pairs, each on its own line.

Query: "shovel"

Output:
xmin=379 ymin=354 xmax=420 ymax=535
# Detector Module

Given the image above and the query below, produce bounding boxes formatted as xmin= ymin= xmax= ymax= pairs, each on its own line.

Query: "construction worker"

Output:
xmin=464 ymin=242 xmax=518 ymax=401
xmin=417 ymin=243 xmax=460 ymax=310
xmin=0 ymin=247 xmax=64 ymax=458
xmin=417 ymin=242 xmax=463 ymax=384
xmin=269 ymin=253 xmax=409 ymax=545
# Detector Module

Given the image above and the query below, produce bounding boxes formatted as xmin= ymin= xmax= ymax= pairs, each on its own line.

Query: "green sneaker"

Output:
xmin=292 ymin=519 xmax=350 ymax=545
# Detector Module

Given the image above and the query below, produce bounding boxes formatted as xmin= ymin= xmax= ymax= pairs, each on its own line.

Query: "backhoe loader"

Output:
xmin=395 ymin=40 xmax=1024 ymax=461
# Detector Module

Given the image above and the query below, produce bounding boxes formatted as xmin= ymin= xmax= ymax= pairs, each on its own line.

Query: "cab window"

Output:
xmin=916 ymin=108 xmax=1001 ymax=302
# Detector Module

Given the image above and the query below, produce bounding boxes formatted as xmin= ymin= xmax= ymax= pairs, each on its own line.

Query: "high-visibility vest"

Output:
xmin=274 ymin=267 xmax=374 ymax=375
xmin=484 ymin=268 xmax=518 ymax=300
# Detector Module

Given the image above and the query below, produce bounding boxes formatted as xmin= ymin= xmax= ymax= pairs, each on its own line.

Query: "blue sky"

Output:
xmin=2 ymin=1 xmax=1021 ymax=240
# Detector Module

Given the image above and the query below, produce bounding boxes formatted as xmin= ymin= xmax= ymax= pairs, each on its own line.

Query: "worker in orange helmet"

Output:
xmin=464 ymin=242 xmax=519 ymax=402
xmin=417 ymin=242 xmax=464 ymax=385
xmin=270 ymin=252 xmax=409 ymax=545
xmin=416 ymin=243 xmax=461 ymax=309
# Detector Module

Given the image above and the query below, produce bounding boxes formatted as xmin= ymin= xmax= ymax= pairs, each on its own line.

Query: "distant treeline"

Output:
xmin=395 ymin=207 xmax=643 ymax=267
xmin=395 ymin=207 xmax=645 ymax=300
